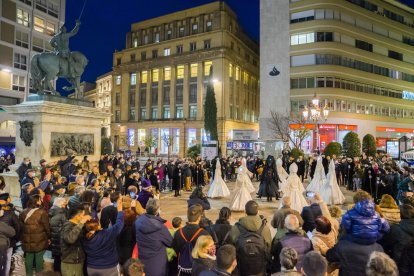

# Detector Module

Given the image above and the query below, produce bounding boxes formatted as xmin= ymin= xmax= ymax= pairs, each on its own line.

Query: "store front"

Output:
xmin=375 ymin=127 xmax=414 ymax=153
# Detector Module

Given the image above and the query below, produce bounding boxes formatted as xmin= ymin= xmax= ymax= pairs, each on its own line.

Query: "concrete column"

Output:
xmin=158 ymin=68 xmax=163 ymax=119
xmin=170 ymin=66 xmax=176 ymax=117
xmin=120 ymin=72 xmax=130 ymax=121
xmin=197 ymin=62 xmax=203 ymax=121
xmin=146 ymin=71 xmax=151 ymax=119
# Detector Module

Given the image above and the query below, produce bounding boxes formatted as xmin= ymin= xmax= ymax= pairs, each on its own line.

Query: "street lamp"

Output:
xmin=302 ymin=93 xmax=329 ymax=153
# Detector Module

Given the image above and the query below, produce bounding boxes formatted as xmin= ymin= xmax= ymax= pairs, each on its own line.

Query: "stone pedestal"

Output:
xmin=2 ymin=97 xmax=110 ymax=198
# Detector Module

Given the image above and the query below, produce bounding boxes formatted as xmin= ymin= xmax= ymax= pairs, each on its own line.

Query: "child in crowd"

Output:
xmin=168 ymin=217 xmax=182 ymax=276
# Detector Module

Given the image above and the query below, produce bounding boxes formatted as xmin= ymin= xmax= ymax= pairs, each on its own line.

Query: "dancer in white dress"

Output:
xmin=229 ymin=166 xmax=253 ymax=211
xmin=306 ymin=156 xmax=326 ymax=192
xmin=240 ymin=158 xmax=255 ymax=193
xmin=320 ymin=159 xmax=346 ymax=205
xmin=208 ymin=158 xmax=230 ymax=198
xmin=284 ymin=163 xmax=308 ymax=213
xmin=276 ymin=158 xmax=289 ymax=194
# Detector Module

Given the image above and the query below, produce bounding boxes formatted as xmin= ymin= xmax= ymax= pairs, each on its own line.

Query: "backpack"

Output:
xmin=178 ymin=227 xmax=203 ymax=274
xmin=236 ymin=220 xmax=267 ymax=276
xmin=210 ymin=225 xmax=230 ymax=249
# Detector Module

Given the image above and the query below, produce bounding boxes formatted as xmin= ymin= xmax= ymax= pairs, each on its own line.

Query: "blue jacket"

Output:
xmin=82 ymin=211 xmax=124 ymax=269
xmin=341 ymin=200 xmax=389 ymax=245
xmin=135 ymin=213 xmax=173 ymax=276
xmin=397 ymin=177 xmax=413 ymax=202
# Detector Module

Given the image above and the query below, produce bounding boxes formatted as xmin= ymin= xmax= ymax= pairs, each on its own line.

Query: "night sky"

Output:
xmin=60 ymin=0 xmax=414 ymax=94
xmin=59 ymin=0 xmax=259 ymax=93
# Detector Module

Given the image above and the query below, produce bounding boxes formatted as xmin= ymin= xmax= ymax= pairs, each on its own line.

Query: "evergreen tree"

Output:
xmin=362 ymin=134 xmax=377 ymax=157
xmin=204 ymin=67 xmax=218 ymax=141
xmin=324 ymin=142 xmax=342 ymax=157
xmin=343 ymin=131 xmax=361 ymax=158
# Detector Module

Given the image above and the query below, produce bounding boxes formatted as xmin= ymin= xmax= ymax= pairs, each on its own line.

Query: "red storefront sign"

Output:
xmin=338 ymin=124 xmax=358 ymax=131
xmin=319 ymin=124 xmax=336 ymax=129
xmin=376 ymin=127 xmax=414 ymax=133
xmin=289 ymin=124 xmax=315 ymax=130
xmin=376 ymin=138 xmax=387 ymax=147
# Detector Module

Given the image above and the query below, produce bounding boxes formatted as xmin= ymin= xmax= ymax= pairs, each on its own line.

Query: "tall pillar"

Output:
xmin=183 ymin=64 xmax=189 ymax=118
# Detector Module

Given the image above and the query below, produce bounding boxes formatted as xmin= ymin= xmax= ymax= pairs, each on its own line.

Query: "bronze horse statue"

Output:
xmin=30 ymin=51 xmax=88 ymax=99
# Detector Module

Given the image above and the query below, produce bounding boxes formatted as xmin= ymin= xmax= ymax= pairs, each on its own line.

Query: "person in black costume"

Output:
xmin=257 ymin=155 xmax=280 ymax=202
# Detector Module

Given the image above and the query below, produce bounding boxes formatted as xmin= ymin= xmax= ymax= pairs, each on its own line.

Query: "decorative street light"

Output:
xmin=302 ymin=93 xmax=329 ymax=153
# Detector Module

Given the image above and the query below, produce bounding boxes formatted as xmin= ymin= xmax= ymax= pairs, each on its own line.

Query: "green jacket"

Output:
xmin=167 ymin=228 xmax=177 ymax=261
xmin=60 ymin=221 xmax=85 ymax=264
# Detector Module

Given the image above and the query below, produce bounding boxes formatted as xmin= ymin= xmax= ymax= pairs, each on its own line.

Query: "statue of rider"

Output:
xmin=49 ymin=20 xmax=81 ymax=76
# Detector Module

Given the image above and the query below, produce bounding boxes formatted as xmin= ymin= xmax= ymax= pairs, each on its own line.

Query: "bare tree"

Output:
xmin=267 ymin=111 xmax=311 ymax=149
xmin=144 ymin=133 xmax=156 ymax=157
xmin=162 ymin=133 xmax=176 ymax=160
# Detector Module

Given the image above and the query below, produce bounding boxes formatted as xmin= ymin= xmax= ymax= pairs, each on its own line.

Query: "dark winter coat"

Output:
xmin=100 ymin=205 xmax=117 ymax=229
xmin=20 ymin=175 xmax=34 ymax=186
xmin=192 ymin=257 xmax=216 ymax=276
xmin=341 ymin=199 xmax=390 ymax=245
xmin=49 ymin=206 xmax=67 ymax=256
xmin=209 ymin=222 xmax=232 ymax=247
xmin=19 ymin=207 xmax=51 ymax=252
xmin=60 ymin=221 xmax=85 ymax=264
xmin=399 ymin=240 xmax=414 ymax=276
xmin=383 ymin=218 xmax=414 ymax=262
xmin=172 ymin=166 xmax=182 ymax=191
xmin=0 ymin=209 xmax=20 ymax=249
xmin=83 ymin=212 xmax=124 ymax=269
xmin=200 ymin=268 xmax=232 ymax=276
xmin=296 ymin=160 xmax=305 ymax=176
xmin=188 ymin=196 xmax=211 ymax=211
xmin=137 ymin=190 xmax=153 ymax=209
xmin=16 ymin=162 xmax=32 ymax=182
xmin=58 ymin=156 xmax=75 ymax=178
xmin=135 ymin=213 xmax=173 ymax=276
xmin=272 ymin=231 xmax=313 ymax=272
xmin=117 ymin=223 xmax=136 ymax=265
xmin=326 ymin=240 xmax=383 ymax=276
xmin=301 ymin=203 xmax=322 ymax=233
xmin=172 ymin=224 xmax=209 ymax=254
xmin=0 ymin=221 xmax=16 ymax=251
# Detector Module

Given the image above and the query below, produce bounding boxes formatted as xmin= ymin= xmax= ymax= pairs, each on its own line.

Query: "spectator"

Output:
xmin=49 ymin=197 xmax=68 ymax=272
xmin=366 ymin=251 xmax=398 ymax=276
xmin=273 ymin=247 xmax=301 ymax=276
xmin=19 ymin=195 xmax=51 ymax=275
xmin=271 ymin=196 xmax=303 ymax=229
xmin=399 ymin=239 xmax=414 ymax=276
xmin=301 ymin=195 xmax=322 ymax=233
xmin=118 ymin=209 xmax=137 ymax=265
xmin=0 ymin=193 xmax=20 ymax=276
xmin=326 ymin=233 xmax=383 ymax=276
xmin=172 ymin=204 xmax=209 ymax=274
xmin=135 ymin=198 xmax=173 ymax=276
xmin=0 ymin=221 xmax=15 ymax=276
xmin=341 ymin=197 xmax=389 ymax=245
xmin=82 ymin=195 xmax=124 ymax=276
xmin=67 ymin=185 xmax=85 ymax=218
xmin=60 ymin=207 xmax=91 ymax=276
xmin=20 ymin=183 xmax=34 ymax=209
xmin=16 ymin=157 xmax=32 ymax=184
xmin=311 ymin=216 xmax=337 ymax=256
xmin=378 ymin=194 xmax=401 ymax=224
xmin=328 ymin=205 xmax=342 ymax=225
xmin=137 ymin=179 xmax=154 ymax=209
xmin=209 ymin=207 xmax=232 ymax=247
xmin=188 ymin=187 xmax=211 ymax=211
xmin=192 ymin=235 xmax=216 ymax=276
xmin=168 ymin=217 xmax=182 ymax=276
xmin=199 ymin=244 xmax=237 ymax=276
xmin=100 ymin=191 xmax=120 ymax=229
xmin=272 ymin=214 xmax=313 ymax=273
xmin=301 ymin=251 xmax=327 ymax=276
xmin=125 ymin=258 xmax=145 ymax=276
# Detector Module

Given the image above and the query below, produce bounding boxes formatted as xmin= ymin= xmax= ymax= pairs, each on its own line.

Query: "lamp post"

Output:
xmin=302 ymin=93 xmax=329 ymax=153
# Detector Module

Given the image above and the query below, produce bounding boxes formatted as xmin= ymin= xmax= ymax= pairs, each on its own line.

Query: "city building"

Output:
xmin=111 ymin=1 xmax=259 ymax=157
xmin=0 ymin=0 xmax=65 ymax=150
xmin=261 ymin=0 xmax=414 ymax=157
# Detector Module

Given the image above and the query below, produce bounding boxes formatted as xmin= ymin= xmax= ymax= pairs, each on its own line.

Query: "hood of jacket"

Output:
xmin=49 ymin=206 xmax=66 ymax=217
xmin=238 ymin=215 xmax=264 ymax=232
xmin=135 ymin=214 xmax=165 ymax=234
xmin=354 ymin=200 xmax=375 ymax=217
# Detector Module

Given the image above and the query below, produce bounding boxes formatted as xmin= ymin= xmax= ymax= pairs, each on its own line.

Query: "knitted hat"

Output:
xmin=142 ymin=178 xmax=152 ymax=191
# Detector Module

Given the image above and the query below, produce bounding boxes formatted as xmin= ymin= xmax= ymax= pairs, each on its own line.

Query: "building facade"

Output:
xmin=262 ymin=0 xmax=414 ymax=156
xmin=111 ymin=1 xmax=259 ymax=157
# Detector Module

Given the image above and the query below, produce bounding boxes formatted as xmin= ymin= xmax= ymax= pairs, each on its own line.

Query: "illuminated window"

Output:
xmin=204 ymin=61 xmax=212 ymax=76
xmin=235 ymin=66 xmax=240 ymax=81
xmin=141 ymin=71 xmax=148 ymax=84
xmin=164 ymin=67 xmax=171 ymax=81
xmin=46 ymin=22 xmax=55 ymax=35
xmin=229 ymin=63 xmax=233 ymax=78
xmin=164 ymin=48 xmax=170 ymax=56
xmin=130 ymin=73 xmax=136 ymax=85
xmin=17 ymin=9 xmax=29 ymax=27
xmin=190 ymin=63 xmax=198 ymax=78
xmin=177 ymin=65 xmax=184 ymax=79
xmin=244 ymin=72 xmax=249 ymax=85
xmin=152 ymin=69 xmax=159 ymax=82
xmin=34 ymin=16 xmax=45 ymax=32
xmin=115 ymin=75 xmax=121 ymax=85
xmin=133 ymin=38 xmax=138 ymax=47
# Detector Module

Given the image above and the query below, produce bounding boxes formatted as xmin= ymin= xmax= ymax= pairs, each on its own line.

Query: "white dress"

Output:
xmin=276 ymin=158 xmax=289 ymax=194
xmin=307 ymin=156 xmax=326 ymax=192
xmin=229 ymin=166 xmax=253 ymax=211
xmin=240 ymin=158 xmax=255 ymax=193
xmin=284 ymin=163 xmax=308 ymax=213
xmin=208 ymin=158 xmax=230 ymax=198
xmin=320 ymin=159 xmax=345 ymax=205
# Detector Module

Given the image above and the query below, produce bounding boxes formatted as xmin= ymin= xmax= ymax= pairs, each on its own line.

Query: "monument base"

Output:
xmin=3 ymin=99 xmax=110 ymax=166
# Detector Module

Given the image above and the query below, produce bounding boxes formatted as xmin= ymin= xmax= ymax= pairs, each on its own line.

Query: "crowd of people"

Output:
xmin=0 ymin=149 xmax=412 ymax=276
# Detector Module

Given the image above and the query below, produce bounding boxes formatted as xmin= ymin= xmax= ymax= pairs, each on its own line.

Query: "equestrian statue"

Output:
xmin=30 ymin=20 xmax=88 ymax=99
